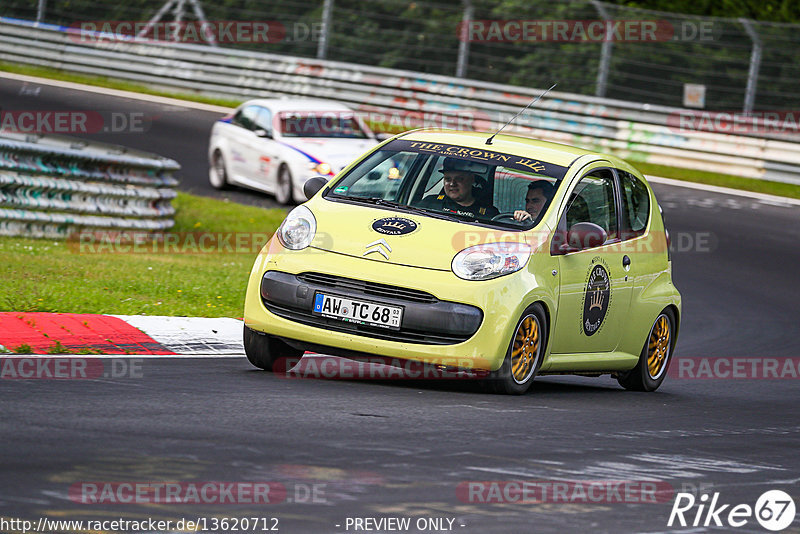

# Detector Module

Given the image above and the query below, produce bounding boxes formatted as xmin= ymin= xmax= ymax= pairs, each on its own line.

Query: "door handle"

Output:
xmin=622 ymin=255 xmax=631 ymax=268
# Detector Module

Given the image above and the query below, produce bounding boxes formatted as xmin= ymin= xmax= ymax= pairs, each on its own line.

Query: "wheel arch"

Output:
xmin=664 ymin=303 xmax=680 ymax=351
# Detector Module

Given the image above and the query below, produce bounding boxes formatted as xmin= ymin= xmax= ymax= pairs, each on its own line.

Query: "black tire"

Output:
xmin=243 ymin=326 xmax=304 ymax=371
xmin=482 ymin=303 xmax=547 ymax=395
xmin=275 ymin=164 xmax=294 ymax=205
xmin=617 ymin=308 xmax=676 ymax=392
xmin=209 ymin=150 xmax=229 ymax=190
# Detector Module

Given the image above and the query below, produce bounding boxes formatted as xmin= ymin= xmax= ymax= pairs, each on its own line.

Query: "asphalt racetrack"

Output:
xmin=1 ymin=76 xmax=799 ymax=533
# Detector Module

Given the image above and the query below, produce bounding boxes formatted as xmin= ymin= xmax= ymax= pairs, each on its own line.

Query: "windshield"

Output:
xmin=324 ymin=139 xmax=569 ymax=229
xmin=278 ymin=111 xmax=369 ymax=138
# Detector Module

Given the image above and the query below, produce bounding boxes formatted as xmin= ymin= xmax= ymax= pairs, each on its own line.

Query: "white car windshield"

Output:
xmin=325 ymin=139 xmax=569 ymax=230
xmin=278 ymin=111 xmax=369 ymax=138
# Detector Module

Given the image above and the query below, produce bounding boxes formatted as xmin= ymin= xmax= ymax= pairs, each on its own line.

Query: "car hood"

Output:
xmin=279 ymin=137 xmax=378 ymax=173
xmin=308 ymin=200 xmax=543 ymax=271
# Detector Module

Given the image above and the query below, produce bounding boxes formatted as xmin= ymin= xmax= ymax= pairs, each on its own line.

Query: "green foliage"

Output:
xmin=606 ymin=0 xmax=800 ymax=22
xmin=46 ymin=340 xmax=72 ymax=354
xmin=2 ymin=1 xmax=799 ymax=107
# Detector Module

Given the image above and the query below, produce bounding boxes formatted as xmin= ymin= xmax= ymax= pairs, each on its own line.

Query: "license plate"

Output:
xmin=312 ymin=293 xmax=403 ymax=330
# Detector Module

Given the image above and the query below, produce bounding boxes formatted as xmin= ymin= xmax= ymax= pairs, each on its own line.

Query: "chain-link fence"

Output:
xmin=3 ymin=0 xmax=799 ymax=111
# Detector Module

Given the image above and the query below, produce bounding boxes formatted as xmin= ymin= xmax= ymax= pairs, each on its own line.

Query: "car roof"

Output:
xmin=398 ymin=129 xmax=602 ymax=168
xmin=239 ymin=99 xmax=355 ymax=113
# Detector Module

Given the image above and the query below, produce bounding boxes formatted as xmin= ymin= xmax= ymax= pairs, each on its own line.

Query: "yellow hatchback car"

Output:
xmin=244 ymin=129 xmax=681 ymax=394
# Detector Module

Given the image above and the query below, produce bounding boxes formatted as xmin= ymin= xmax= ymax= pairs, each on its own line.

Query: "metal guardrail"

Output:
xmin=1 ymin=17 xmax=799 ymax=186
xmin=0 ymin=131 xmax=179 ymax=239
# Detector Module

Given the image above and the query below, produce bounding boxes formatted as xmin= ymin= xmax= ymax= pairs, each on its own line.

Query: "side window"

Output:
xmin=420 ymin=156 xmax=448 ymax=195
xmin=233 ymin=106 xmax=259 ymax=131
xmin=254 ymin=107 xmax=273 ymax=135
xmin=619 ymin=170 xmax=650 ymax=239
xmin=347 ymin=153 xmax=416 ymax=200
xmin=565 ymin=170 xmax=617 ymax=240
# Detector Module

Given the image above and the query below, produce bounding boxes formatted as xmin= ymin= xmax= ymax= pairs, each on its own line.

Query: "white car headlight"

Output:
xmin=451 ymin=242 xmax=531 ymax=281
xmin=277 ymin=205 xmax=317 ymax=250
xmin=310 ymin=162 xmax=332 ymax=176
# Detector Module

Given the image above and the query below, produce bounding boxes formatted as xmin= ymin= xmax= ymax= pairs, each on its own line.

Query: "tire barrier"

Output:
xmin=0 ymin=132 xmax=179 ymax=239
xmin=1 ymin=17 xmax=799 ymax=185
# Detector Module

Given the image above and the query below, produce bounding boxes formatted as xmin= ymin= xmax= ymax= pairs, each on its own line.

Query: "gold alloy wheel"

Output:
xmin=511 ymin=315 xmax=540 ymax=384
xmin=646 ymin=314 xmax=672 ymax=380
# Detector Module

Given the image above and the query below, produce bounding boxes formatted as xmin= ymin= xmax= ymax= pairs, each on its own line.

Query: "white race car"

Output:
xmin=208 ymin=99 xmax=381 ymax=204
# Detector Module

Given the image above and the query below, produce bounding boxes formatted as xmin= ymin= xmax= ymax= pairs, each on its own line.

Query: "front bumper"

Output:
xmin=260 ymin=271 xmax=483 ymax=344
xmin=244 ymin=241 xmax=557 ymax=371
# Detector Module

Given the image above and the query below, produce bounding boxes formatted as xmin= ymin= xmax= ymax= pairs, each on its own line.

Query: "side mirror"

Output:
xmin=552 ymin=222 xmax=607 ymax=254
xmin=254 ymin=129 xmax=272 ymax=138
xmin=567 ymin=222 xmax=607 ymax=251
xmin=375 ymin=132 xmax=393 ymax=142
xmin=303 ymin=176 xmax=329 ymax=200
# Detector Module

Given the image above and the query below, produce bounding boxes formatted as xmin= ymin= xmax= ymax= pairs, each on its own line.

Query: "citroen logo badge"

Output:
xmin=363 ymin=238 xmax=392 ymax=260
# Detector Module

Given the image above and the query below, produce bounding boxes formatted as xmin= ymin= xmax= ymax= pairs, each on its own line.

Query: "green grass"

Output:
xmin=635 ymin=162 xmax=800 ymax=200
xmin=0 ymin=192 xmax=287 ymax=318
xmin=3 ymin=60 xmax=799 ymax=199
xmin=46 ymin=340 xmax=71 ymax=354
xmin=12 ymin=344 xmax=33 ymax=354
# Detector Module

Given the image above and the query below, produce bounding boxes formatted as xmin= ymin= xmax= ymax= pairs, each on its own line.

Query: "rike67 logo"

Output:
xmin=669 ymin=490 xmax=796 ymax=531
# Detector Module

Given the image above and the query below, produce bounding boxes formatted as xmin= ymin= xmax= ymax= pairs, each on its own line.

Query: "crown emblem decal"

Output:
xmin=583 ymin=263 xmax=611 ymax=337
xmin=589 ymin=288 xmax=604 ymax=310
xmin=371 ymin=217 xmax=418 ymax=236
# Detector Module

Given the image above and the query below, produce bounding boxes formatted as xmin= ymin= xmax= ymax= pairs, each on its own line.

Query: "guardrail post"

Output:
xmin=456 ymin=0 xmax=473 ymax=78
xmin=591 ymin=0 xmax=613 ymax=98
xmin=35 ymin=0 xmax=46 ymax=25
xmin=740 ymin=18 xmax=762 ymax=114
xmin=317 ymin=0 xmax=334 ymax=59
xmin=188 ymin=0 xmax=217 ymax=47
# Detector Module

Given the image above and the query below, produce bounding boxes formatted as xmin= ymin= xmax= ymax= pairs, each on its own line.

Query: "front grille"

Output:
xmin=297 ymin=272 xmax=438 ymax=304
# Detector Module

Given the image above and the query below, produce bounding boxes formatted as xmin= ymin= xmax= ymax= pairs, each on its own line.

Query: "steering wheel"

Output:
xmin=491 ymin=212 xmax=532 ymax=225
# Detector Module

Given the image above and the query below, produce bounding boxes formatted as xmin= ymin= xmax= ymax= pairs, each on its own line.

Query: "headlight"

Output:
xmin=277 ymin=205 xmax=316 ymax=250
xmin=451 ymin=242 xmax=531 ymax=281
xmin=310 ymin=162 xmax=332 ymax=176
